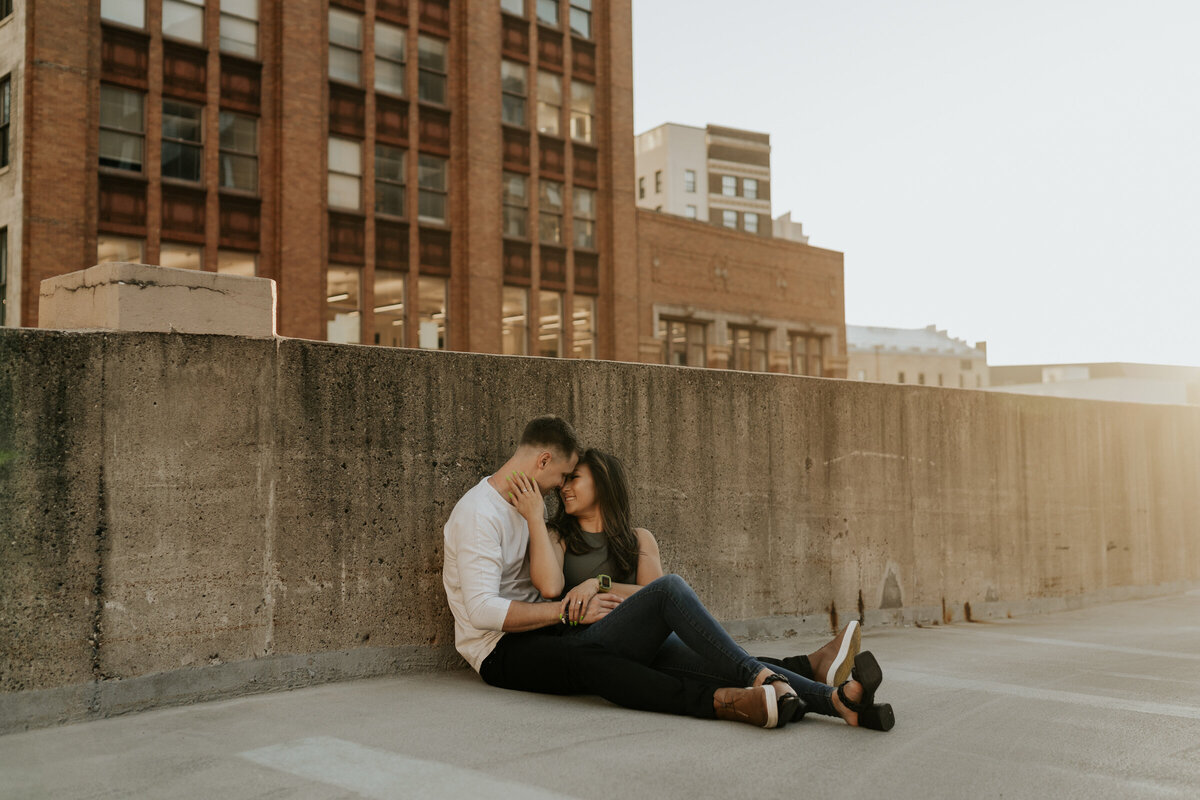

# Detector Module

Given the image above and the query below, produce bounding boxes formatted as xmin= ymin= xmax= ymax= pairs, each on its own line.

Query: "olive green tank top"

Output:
xmin=561 ymin=530 xmax=636 ymax=591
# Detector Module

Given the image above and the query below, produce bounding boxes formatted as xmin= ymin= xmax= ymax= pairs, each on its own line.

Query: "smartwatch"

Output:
xmin=597 ymin=574 xmax=612 ymax=592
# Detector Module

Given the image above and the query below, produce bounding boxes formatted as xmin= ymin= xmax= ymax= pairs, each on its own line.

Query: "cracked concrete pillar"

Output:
xmin=38 ymin=263 xmax=277 ymax=338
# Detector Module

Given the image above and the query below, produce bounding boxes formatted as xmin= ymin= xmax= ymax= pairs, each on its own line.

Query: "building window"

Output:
xmin=218 ymin=112 xmax=258 ymax=191
xmin=374 ymin=269 xmax=406 ymax=347
xmin=685 ymin=205 xmax=697 ymax=219
xmin=572 ymin=294 xmax=596 ymax=358
xmin=0 ymin=227 xmax=7 ymax=326
xmin=502 ymin=171 xmax=528 ymax=238
xmin=721 ymin=175 xmax=737 ymax=196
xmin=857 ymin=369 xmax=866 ymax=381
xmin=501 ymin=0 xmax=525 ymax=16
xmin=217 ymin=250 xmax=256 ymax=276
xmin=375 ymin=143 xmax=406 ymax=217
xmin=654 ymin=170 xmax=662 ymax=194
xmin=326 ymin=266 xmax=361 ymax=344
xmin=730 ymin=326 xmax=768 ymax=372
xmin=328 ymin=9 xmax=363 ymax=85
xmin=501 ymin=61 xmax=528 ymax=127
xmin=790 ymin=334 xmax=824 ymax=377
xmin=537 ymin=71 xmax=562 ymax=136
xmin=569 ymin=0 xmax=591 ymax=38
xmin=220 ymin=0 xmax=259 ymax=58
xmin=898 ymin=371 xmax=906 ymax=384
xmin=659 ymin=318 xmax=706 ymax=367
xmin=721 ymin=210 xmax=737 ymax=229
xmin=163 ymin=0 xmax=204 ymax=43
xmin=743 ymin=177 xmax=758 ymax=200
xmin=744 ymin=212 xmax=758 ymax=234
xmin=97 ymin=235 xmax=145 ymax=264
xmin=536 ymin=0 xmax=559 ymax=26
xmin=1 ymin=1 xmax=12 ymax=20
xmin=961 ymin=359 xmax=974 ymax=370
xmin=538 ymin=290 xmax=562 ymax=357
xmin=99 ymin=86 xmax=145 ymax=171
xmin=418 ymin=36 xmax=448 ymax=104
xmin=918 ymin=373 xmax=926 ymax=385
xmin=573 ymin=187 xmax=595 ymax=249
xmin=570 ymin=81 xmax=594 ymax=143
xmin=417 ymin=154 xmax=448 ymax=223
xmin=162 ymin=100 xmax=203 ymax=182
xmin=0 ymin=75 xmax=9 ymax=169
xmin=539 ymin=179 xmax=563 ymax=243
xmin=938 ymin=374 xmax=944 ymax=386
xmin=101 ymin=0 xmax=145 ymax=28
xmin=418 ymin=275 xmax=447 ymax=349
xmin=684 ymin=169 xmax=696 ymax=193
xmin=375 ymin=22 xmax=407 ymax=96
xmin=637 ymin=176 xmax=645 ymax=200
xmin=328 ymin=137 xmax=362 ymax=210
xmin=160 ymin=242 xmax=203 ymax=270
xmin=502 ymin=285 xmax=528 ymax=355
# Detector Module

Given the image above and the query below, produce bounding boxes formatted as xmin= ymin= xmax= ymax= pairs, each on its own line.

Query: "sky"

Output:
xmin=631 ymin=0 xmax=1200 ymax=367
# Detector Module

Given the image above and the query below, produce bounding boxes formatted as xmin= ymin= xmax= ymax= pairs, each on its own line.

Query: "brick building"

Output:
xmin=2 ymin=1 xmax=844 ymax=374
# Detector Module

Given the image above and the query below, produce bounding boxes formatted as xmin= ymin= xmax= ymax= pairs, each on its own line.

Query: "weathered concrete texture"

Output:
xmin=2 ymin=329 xmax=1199 ymax=733
xmin=38 ymin=263 xmax=277 ymax=338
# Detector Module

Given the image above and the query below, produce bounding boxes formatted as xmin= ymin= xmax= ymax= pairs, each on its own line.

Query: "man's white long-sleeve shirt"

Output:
xmin=442 ymin=476 xmax=542 ymax=672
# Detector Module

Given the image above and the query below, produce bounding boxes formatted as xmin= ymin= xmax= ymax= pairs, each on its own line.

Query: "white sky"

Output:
xmin=632 ymin=0 xmax=1200 ymax=366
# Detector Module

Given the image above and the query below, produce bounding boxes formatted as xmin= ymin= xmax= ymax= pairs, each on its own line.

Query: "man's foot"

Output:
xmin=809 ymin=620 xmax=860 ymax=685
xmin=713 ymin=685 xmax=789 ymax=729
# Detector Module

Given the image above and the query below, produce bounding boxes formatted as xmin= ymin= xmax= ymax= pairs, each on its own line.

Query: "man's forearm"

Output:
xmin=501 ymin=598 xmax=564 ymax=632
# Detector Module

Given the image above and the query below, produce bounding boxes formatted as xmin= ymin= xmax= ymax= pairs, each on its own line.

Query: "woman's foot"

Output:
xmin=831 ymin=677 xmax=863 ymax=726
xmin=833 ymin=651 xmax=896 ymax=731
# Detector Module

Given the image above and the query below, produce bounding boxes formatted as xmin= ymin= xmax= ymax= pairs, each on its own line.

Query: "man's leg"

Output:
xmin=480 ymin=629 xmax=717 ymax=719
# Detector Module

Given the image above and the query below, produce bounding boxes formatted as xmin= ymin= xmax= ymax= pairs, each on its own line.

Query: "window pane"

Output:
xmin=376 ymin=61 xmax=406 ymax=95
xmin=375 ymin=23 xmax=406 ymax=62
xmin=220 ymin=14 xmax=257 ymax=57
xmin=539 ymin=179 xmax=562 ymax=211
xmin=163 ymin=100 xmax=202 ymax=142
xmin=418 ymin=154 xmax=446 ymax=190
xmin=501 ymin=61 xmax=527 ymax=95
xmin=418 ymin=36 xmax=447 ymax=71
xmin=159 ymin=242 xmax=203 ymax=270
xmin=374 ymin=269 xmax=406 ymax=347
xmin=744 ymin=212 xmax=758 ymax=234
xmin=418 ymin=191 xmax=446 ymax=222
xmin=418 ymin=71 xmax=446 ymax=104
xmin=684 ymin=169 xmax=696 ymax=192
xmin=722 ymin=210 xmax=737 ymax=229
xmin=162 ymin=141 xmax=203 ymax=181
xmin=572 ymin=294 xmax=595 ymax=358
xmin=569 ymin=6 xmax=590 ymax=38
xmin=219 ymin=152 xmax=257 ymax=191
xmin=501 ymin=0 xmax=524 ymax=15
xmin=376 ymin=144 xmax=405 ymax=182
xmin=537 ymin=290 xmax=562 ymax=357
xmin=503 ymin=172 xmax=527 ymax=205
xmin=503 ymin=207 xmax=527 ymax=238
xmin=100 ymin=86 xmax=144 ymax=132
xmin=330 ymin=47 xmax=362 ymax=84
xmin=538 ymin=213 xmax=561 ymax=244
xmin=685 ymin=205 xmax=697 ymax=219
xmin=97 ymin=235 xmax=144 ymax=264
xmin=744 ymin=178 xmax=758 ymax=199
xmin=722 ymin=175 xmax=736 ymax=196
xmin=99 ymin=131 xmax=144 ymax=170
xmin=538 ymin=71 xmax=562 ymax=104
xmin=162 ymin=0 xmax=204 ymax=43
xmin=326 ymin=266 xmax=362 ymax=344
xmin=329 ymin=174 xmax=362 ymax=209
xmin=418 ymin=276 xmax=447 ymax=350
xmin=221 ymin=0 xmax=257 ymax=18
xmin=502 ymin=95 xmax=526 ymax=126
xmin=329 ymin=137 xmax=362 ymax=174
xmin=217 ymin=250 xmax=257 ymax=276
xmin=536 ymin=0 xmax=559 ymax=25
xmin=329 ymin=9 xmax=362 ymax=49
xmin=219 ymin=112 xmax=256 ymax=152
xmin=573 ymin=219 xmax=594 ymax=249
xmin=502 ymin=286 xmax=528 ymax=355
xmin=101 ymin=0 xmax=145 ymax=28
xmin=376 ymin=183 xmax=405 ymax=216
xmin=573 ymin=187 xmax=594 ymax=218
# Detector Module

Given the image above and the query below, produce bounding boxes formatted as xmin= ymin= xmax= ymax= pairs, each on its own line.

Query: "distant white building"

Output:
xmin=635 ymin=122 xmax=810 ymax=241
xmin=987 ymin=363 xmax=1200 ymax=405
xmin=847 ymin=324 xmax=989 ymax=388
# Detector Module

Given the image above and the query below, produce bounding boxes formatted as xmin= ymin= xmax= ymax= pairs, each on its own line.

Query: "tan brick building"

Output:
xmin=3 ymin=0 xmax=844 ymax=373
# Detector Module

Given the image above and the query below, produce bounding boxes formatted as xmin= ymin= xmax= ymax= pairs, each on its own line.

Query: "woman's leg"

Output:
xmin=653 ymin=634 xmax=837 ymax=717
xmin=576 ymin=574 xmax=763 ymax=689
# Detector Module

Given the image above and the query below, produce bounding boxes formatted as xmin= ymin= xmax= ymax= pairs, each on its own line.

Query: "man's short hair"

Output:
xmin=519 ymin=415 xmax=581 ymax=460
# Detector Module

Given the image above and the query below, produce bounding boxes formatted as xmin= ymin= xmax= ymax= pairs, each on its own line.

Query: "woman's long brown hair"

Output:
xmin=551 ymin=449 xmax=641 ymax=579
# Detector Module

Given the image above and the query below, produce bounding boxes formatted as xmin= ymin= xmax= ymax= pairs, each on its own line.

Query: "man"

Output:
xmin=442 ymin=415 xmax=869 ymax=728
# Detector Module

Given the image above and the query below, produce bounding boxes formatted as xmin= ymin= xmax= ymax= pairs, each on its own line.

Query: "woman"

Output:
xmin=506 ymin=449 xmax=894 ymax=731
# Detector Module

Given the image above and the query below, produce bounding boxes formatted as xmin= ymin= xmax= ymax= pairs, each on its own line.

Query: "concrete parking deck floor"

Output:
xmin=3 ymin=590 xmax=1200 ymax=799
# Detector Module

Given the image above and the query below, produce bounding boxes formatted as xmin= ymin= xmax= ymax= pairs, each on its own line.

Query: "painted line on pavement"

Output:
xmin=241 ymin=736 xmax=577 ymax=800
xmin=933 ymin=627 xmax=1200 ymax=661
xmin=888 ymin=668 xmax=1200 ymax=721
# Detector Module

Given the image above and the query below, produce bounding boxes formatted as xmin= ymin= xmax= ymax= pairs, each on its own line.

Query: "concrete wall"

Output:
xmin=3 ymin=329 xmax=1199 ymax=732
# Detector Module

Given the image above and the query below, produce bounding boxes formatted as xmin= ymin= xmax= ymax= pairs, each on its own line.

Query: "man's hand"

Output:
xmin=561 ymin=578 xmax=599 ymax=624
xmin=504 ymin=471 xmax=545 ymax=523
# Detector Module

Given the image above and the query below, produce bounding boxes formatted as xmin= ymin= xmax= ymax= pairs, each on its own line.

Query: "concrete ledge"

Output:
xmin=38 ymin=262 xmax=276 ymax=337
